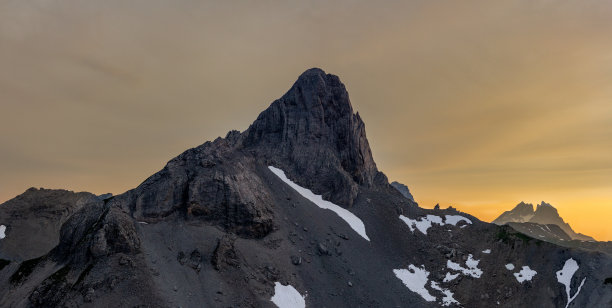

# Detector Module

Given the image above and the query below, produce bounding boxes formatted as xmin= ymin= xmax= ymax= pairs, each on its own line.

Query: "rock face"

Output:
xmin=493 ymin=201 xmax=595 ymax=242
xmin=1 ymin=69 xmax=611 ymax=308
xmin=0 ymin=188 xmax=101 ymax=261
xmin=390 ymin=181 xmax=415 ymax=202
xmin=243 ymin=68 xmax=383 ymax=207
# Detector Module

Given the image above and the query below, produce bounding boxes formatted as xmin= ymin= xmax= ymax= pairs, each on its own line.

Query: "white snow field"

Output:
xmin=0 ymin=224 xmax=6 ymax=239
xmin=443 ymin=272 xmax=459 ymax=282
xmin=393 ymin=265 xmax=436 ymax=302
xmin=482 ymin=249 xmax=491 ymax=254
xmin=430 ymin=281 xmax=459 ymax=307
xmin=399 ymin=214 xmax=472 ymax=235
xmin=447 ymin=254 xmax=483 ymax=278
xmin=556 ymin=258 xmax=587 ymax=308
xmin=394 ymin=265 xmax=462 ymax=306
xmin=444 ymin=215 xmax=472 ymax=226
xmin=270 ymin=282 xmax=306 ymax=308
xmin=505 ymin=263 xmax=515 ymax=271
xmin=513 ymin=266 xmax=537 ymax=283
xmin=268 ymin=166 xmax=370 ymax=241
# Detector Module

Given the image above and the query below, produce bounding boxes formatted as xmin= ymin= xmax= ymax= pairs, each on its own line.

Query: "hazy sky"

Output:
xmin=1 ymin=1 xmax=611 ymax=240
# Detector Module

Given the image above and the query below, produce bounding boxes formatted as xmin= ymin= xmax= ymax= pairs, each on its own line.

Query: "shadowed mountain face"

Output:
xmin=1 ymin=69 xmax=612 ymax=308
xmin=390 ymin=181 xmax=415 ymax=202
xmin=493 ymin=201 xmax=595 ymax=242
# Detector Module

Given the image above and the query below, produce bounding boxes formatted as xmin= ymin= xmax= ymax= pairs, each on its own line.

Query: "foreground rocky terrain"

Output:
xmin=1 ymin=68 xmax=612 ymax=307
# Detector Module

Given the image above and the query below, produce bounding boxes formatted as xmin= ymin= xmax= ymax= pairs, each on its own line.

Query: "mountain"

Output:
xmin=390 ymin=181 xmax=415 ymax=202
xmin=492 ymin=202 xmax=535 ymax=224
xmin=493 ymin=201 xmax=595 ymax=242
xmin=1 ymin=68 xmax=612 ymax=308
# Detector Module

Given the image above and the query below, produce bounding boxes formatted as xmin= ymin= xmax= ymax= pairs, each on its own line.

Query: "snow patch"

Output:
xmin=395 ymin=265 xmax=462 ymax=307
xmin=482 ymin=249 xmax=491 ymax=254
xmin=399 ymin=215 xmax=442 ymax=235
xmin=513 ymin=266 xmax=537 ymax=283
xmin=430 ymin=281 xmax=459 ymax=306
xmin=556 ymin=258 xmax=586 ymax=308
xmin=393 ymin=265 xmax=436 ymax=302
xmin=443 ymin=272 xmax=459 ymax=282
xmin=268 ymin=166 xmax=370 ymax=241
xmin=444 ymin=215 xmax=472 ymax=226
xmin=505 ymin=263 xmax=515 ymax=271
xmin=0 ymin=225 xmax=5 ymax=239
xmin=399 ymin=214 xmax=472 ymax=235
xmin=270 ymin=282 xmax=306 ymax=308
xmin=447 ymin=254 xmax=483 ymax=278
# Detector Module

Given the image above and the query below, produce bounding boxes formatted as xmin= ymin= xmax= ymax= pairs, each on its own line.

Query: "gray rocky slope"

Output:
xmin=1 ymin=68 xmax=612 ymax=307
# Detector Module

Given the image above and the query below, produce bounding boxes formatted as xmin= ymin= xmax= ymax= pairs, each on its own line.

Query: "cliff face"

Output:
xmin=243 ymin=68 xmax=382 ymax=207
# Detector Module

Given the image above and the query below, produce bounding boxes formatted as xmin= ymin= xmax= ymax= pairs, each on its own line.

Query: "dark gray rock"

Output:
xmin=390 ymin=181 xmax=415 ymax=202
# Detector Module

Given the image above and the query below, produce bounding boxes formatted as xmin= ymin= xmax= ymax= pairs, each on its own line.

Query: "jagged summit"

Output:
xmin=493 ymin=201 xmax=595 ymax=242
xmin=492 ymin=201 xmax=534 ymax=224
xmin=537 ymin=201 xmax=553 ymax=208
xmin=242 ymin=68 xmax=383 ymax=206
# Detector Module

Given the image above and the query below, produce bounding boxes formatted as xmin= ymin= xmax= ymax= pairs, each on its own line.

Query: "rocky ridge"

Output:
xmin=1 ymin=68 xmax=611 ymax=308
xmin=493 ymin=201 xmax=595 ymax=242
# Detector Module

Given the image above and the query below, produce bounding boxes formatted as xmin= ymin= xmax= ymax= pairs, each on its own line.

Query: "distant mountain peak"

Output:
xmin=537 ymin=201 xmax=554 ymax=208
xmin=493 ymin=201 xmax=595 ymax=242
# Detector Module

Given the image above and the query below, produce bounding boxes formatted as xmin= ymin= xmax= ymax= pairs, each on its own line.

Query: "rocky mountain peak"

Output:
xmin=514 ymin=201 xmax=534 ymax=213
xmin=536 ymin=201 xmax=554 ymax=209
xmin=533 ymin=201 xmax=560 ymax=218
xmin=493 ymin=201 xmax=596 ymax=242
xmin=242 ymin=68 xmax=383 ymax=207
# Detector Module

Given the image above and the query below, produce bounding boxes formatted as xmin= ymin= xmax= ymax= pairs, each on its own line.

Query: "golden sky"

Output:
xmin=1 ymin=1 xmax=611 ymax=240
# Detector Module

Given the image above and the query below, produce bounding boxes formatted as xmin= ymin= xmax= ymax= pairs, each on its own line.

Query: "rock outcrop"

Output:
xmin=0 ymin=188 xmax=101 ymax=261
xmin=390 ymin=181 xmax=415 ymax=202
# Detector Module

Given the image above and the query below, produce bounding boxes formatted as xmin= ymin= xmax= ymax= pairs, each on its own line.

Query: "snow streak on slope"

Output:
xmin=556 ymin=258 xmax=586 ymax=308
xmin=393 ymin=265 xmax=436 ymax=302
xmin=268 ymin=166 xmax=370 ymax=241
xmin=0 ymin=225 xmax=6 ymax=239
xmin=399 ymin=214 xmax=472 ymax=235
xmin=270 ymin=282 xmax=306 ymax=308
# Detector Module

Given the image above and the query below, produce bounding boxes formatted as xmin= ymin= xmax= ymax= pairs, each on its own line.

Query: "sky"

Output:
xmin=1 ymin=0 xmax=611 ymax=240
